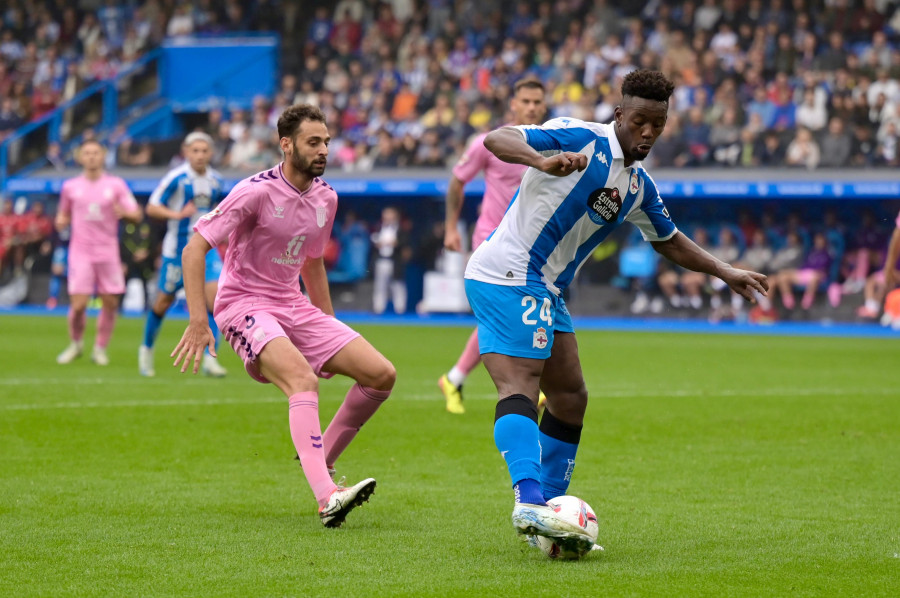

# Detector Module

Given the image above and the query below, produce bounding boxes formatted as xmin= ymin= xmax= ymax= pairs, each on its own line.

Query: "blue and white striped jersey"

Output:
xmin=465 ymin=118 xmax=677 ymax=294
xmin=149 ymin=163 xmax=225 ymax=258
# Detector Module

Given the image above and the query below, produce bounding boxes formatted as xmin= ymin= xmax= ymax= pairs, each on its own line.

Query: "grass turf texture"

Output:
xmin=0 ymin=314 xmax=898 ymax=597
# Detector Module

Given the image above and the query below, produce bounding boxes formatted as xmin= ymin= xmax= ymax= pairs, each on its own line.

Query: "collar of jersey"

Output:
xmin=604 ymin=121 xmax=625 ymax=161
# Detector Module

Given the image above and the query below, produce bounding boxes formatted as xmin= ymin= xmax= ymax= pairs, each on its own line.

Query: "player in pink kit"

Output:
xmin=172 ymin=105 xmax=395 ymax=528
xmin=439 ymin=78 xmax=547 ymax=414
xmin=56 ymin=140 xmax=143 ymax=366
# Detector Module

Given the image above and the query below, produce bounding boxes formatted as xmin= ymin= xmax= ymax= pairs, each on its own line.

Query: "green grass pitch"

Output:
xmin=1 ymin=314 xmax=898 ymax=597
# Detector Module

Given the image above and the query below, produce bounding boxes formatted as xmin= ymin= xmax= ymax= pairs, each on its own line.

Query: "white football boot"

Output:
xmin=56 ymin=340 xmax=84 ymax=364
xmin=91 ymin=346 xmax=110 ymax=366
xmin=511 ymin=503 xmax=594 ymax=554
xmin=202 ymin=353 xmax=227 ymax=378
xmin=138 ymin=345 xmax=155 ymax=377
xmin=319 ymin=478 xmax=376 ymax=528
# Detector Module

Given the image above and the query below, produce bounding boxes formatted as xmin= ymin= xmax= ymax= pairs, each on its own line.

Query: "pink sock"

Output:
xmin=95 ymin=306 xmax=117 ymax=349
xmin=782 ymin=293 xmax=795 ymax=309
xmin=801 ymin=293 xmax=815 ymax=310
xmin=323 ymin=384 xmax=390 ymax=469
xmin=68 ymin=308 xmax=86 ymax=342
xmin=455 ymin=329 xmax=482 ymax=375
xmin=289 ymin=392 xmax=336 ymax=507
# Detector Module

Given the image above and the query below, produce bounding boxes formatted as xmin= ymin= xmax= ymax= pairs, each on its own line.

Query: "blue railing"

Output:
xmin=0 ymin=49 xmax=162 ymax=190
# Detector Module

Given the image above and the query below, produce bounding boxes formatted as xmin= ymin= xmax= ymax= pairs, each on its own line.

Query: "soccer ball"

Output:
xmin=534 ymin=495 xmax=599 ymax=560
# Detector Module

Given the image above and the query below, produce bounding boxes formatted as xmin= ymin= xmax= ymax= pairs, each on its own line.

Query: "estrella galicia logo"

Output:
xmin=587 ymin=187 xmax=622 ymax=224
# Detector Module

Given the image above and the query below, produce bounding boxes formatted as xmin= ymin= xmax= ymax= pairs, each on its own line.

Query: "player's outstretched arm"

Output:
xmin=171 ymin=234 xmax=216 ymax=374
xmin=651 ymin=232 xmax=769 ymax=302
xmin=484 ymin=127 xmax=587 ymax=176
xmin=883 ymin=227 xmax=900 ymax=295
xmin=300 ymin=256 xmax=335 ymax=317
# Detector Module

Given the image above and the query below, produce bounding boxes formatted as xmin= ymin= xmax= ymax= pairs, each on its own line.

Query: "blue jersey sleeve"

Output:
xmin=517 ymin=118 xmax=599 ymax=153
xmin=149 ymin=171 xmax=182 ymax=207
xmin=626 ymin=170 xmax=677 ymax=242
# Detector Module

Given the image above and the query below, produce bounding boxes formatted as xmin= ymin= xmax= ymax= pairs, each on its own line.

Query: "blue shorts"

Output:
xmin=464 ymin=279 xmax=574 ymax=359
xmin=158 ymin=250 xmax=223 ymax=295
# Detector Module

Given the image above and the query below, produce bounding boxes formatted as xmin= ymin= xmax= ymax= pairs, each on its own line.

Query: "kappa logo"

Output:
xmin=273 ymin=206 xmax=285 ymax=219
xmin=595 ymin=151 xmax=609 ymax=166
xmin=533 ymin=326 xmax=548 ymax=349
xmin=271 ymin=235 xmax=306 ymax=265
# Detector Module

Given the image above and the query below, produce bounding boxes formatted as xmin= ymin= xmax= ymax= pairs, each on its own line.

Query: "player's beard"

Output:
xmin=291 ymin=141 xmax=327 ymax=177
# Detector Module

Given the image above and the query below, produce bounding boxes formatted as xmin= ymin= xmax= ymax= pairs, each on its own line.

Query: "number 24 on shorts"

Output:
xmin=521 ymin=295 xmax=552 ymax=326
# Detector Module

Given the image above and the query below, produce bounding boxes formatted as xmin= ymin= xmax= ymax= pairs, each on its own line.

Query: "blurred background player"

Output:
xmin=464 ymin=70 xmax=768 ymax=551
xmin=55 ymin=140 xmax=142 ymax=365
xmin=139 ymin=132 xmax=227 ymax=377
xmin=438 ymin=78 xmax=547 ymax=414
xmin=878 ymin=207 xmax=900 ymax=322
xmin=172 ymin=105 xmax=395 ymax=528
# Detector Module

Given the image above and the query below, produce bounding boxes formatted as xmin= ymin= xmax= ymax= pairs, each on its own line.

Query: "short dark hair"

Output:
xmin=277 ymin=104 xmax=326 ymax=139
xmin=513 ymin=77 xmax=545 ymax=94
xmin=621 ymin=70 xmax=675 ymax=103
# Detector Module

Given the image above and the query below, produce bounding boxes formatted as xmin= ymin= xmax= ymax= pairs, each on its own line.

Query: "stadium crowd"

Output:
xmin=1 ymin=1 xmax=900 ymax=325
xmin=2 ymin=1 xmax=900 ymax=169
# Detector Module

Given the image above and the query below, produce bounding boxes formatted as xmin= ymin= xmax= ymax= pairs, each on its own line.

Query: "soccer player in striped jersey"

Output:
xmin=464 ymin=70 xmax=768 ymax=551
xmin=439 ymin=78 xmax=547 ymax=415
xmin=139 ymin=132 xmax=227 ymax=377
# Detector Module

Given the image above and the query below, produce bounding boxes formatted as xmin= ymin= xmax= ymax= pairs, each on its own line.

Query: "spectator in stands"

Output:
xmin=819 ymin=117 xmax=854 ymax=169
xmin=785 ymin=127 xmax=821 ymax=169
xmin=0 ymin=97 xmax=24 ymax=141
xmin=0 ymin=198 xmax=20 ymax=279
xmin=763 ymin=230 xmax=806 ymax=311
xmin=775 ymin=232 xmax=834 ymax=312
xmin=842 ymin=210 xmax=886 ymax=295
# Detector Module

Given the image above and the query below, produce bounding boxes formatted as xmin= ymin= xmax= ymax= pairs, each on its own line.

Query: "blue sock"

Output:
xmin=514 ymin=479 xmax=545 ymax=505
xmin=539 ymin=409 xmax=582 ymax=501
xmin=48 ymin=276 xmax=60 ymax=299
xmin=494 ymin=395 xmax=543 ymax=504
xmin=143 ymin=309 xmax=164 ymax=348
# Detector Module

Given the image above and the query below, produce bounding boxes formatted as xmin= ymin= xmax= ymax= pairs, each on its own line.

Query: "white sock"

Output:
xmin=447 ymin=366 xmax=466 ymax=388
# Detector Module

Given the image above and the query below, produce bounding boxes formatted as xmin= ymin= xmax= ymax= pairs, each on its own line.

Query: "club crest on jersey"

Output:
xmin=104 ymin=187 xmax=113 ymax=199
xmin=533 ymin=326 xmax=548 ymax=349
xmin=629 ymin=170 xmax=640 ymax=194
xmin=316 ymin=206 xmax=327 ymax=228
xmin=587 ymin=187 xmax=622 ymax=224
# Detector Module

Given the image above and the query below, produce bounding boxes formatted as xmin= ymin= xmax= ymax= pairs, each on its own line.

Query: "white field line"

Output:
xmin=0 ymin=383 xmax=896 ymax=411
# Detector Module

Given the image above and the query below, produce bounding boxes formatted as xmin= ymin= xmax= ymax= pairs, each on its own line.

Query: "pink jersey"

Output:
xmin=452 ymin=130 xmax=528 ymax=245
xmin=194 ymin=163 xmax=337 ymax=310
xmin=58 ymin=173 xmax=138 ymax=262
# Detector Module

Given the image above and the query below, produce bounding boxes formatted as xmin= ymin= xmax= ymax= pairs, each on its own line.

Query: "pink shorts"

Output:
xmin=67 ymin=259 xmax=125 ymax=295
xmin=215 ymin=298 xmax=360 ymax=384
xmin=795 ymin=268 xmax=825 ymax=286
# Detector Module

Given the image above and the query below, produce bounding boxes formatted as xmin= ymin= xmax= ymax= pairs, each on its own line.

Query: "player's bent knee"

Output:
xmin=366 ymin=358 xmax=396 ymax=391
